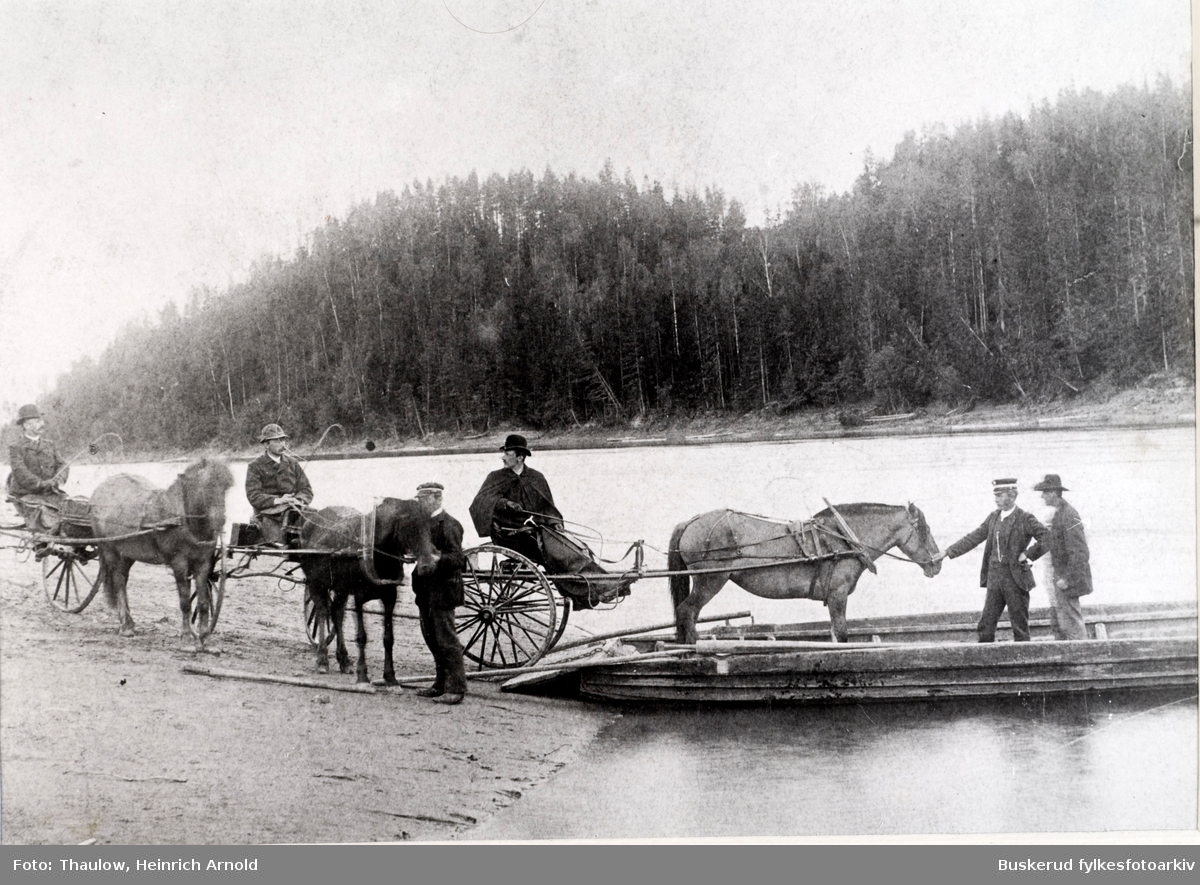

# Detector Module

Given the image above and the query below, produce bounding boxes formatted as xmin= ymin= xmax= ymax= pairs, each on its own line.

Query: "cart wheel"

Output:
xmin=456 ymin=544 xmax=558 ymax=669
xmin=190 ymin=537 xmax=226 ymax=634
xmin=551 ymin=594 xmax=572 ymax=651
xmin=41 ymin=544 xmax=102 ymax=613
xmin=304 ymin=588 xmax=339 ymax=648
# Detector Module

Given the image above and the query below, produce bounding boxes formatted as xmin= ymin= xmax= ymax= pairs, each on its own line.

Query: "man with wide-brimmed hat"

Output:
xmin=411 ymin=481 xmax=468 ymax=705
xmin=245 ymin=423 xmax=314 ymax=545
xmin=1027 ymin=474 xmax=1092 ymax=640
xmin=468 ymin=433 xmax=562 ymax=563
xmin=934 ymin=477 xmax=1048 ymax=642
xmin=5 ymin=404 xmax=68 ymax=535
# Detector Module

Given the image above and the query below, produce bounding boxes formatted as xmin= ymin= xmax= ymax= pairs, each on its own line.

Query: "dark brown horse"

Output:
xmin=90 ymin=459 xmax=234 ymax=648
xmin=297 ymin=499 xmax=438 ymax=684
xmin=669 ymin=503 xmax=942 ymax=644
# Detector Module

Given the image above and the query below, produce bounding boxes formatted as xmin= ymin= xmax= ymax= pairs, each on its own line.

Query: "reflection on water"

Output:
xmin=469 ymin=692 xmax=1197 ymax=839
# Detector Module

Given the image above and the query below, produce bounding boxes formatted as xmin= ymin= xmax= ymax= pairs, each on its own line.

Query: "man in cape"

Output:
xmin=468 ymin=434 xmax=562 ymax=563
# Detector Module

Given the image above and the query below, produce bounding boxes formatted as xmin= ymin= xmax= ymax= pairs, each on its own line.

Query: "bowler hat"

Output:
xmin=500 ymin=433 xmax=531 ymax=457
xmin=259 ymin=423 xmax=289 ymax=442
xmin=15 ymin=404 xmax=41 ymax=425
xmin=1032 ymin=474 xmax=1068 ymax=492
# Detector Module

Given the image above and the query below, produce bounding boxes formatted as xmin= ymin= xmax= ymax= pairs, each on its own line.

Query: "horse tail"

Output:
xmin=667 ymin=520 xmax=691 ymax=617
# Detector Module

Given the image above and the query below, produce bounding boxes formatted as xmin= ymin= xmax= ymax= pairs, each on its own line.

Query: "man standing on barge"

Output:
xmin=934 ymin=478 xmax=1048 ymax=642
xmin=1027 ymin=474 xmax=1092 ymax=640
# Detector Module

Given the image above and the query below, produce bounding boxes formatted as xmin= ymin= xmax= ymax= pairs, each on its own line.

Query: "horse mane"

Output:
xmin=812 ymin=502 xmax=903 ymax=519
xmin=175 ymin=458 xmax=234 ymax=539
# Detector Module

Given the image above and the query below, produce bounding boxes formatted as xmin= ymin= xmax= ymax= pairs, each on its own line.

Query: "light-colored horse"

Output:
xmin=90 ymin=459 xmax=234 ymax=649
xmin=668 ymin=503 xmax=942 ymax=643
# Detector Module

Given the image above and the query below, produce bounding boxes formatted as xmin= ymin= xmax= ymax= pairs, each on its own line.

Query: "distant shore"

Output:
xmin=8 ymin=382 xmax=1192 ymax=467
xmin=172 ymin=381 xmax=1196 ymax=464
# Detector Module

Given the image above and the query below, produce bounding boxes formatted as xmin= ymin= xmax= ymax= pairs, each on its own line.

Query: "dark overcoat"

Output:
xmin=1028 ymin=500 xmax=1093 ymax=598
xmin=468 ymin=465 xmax=562 ymax=538
xmin=244 ymin=452 xmax=314 ymax=514
xmin=945 ymin=507 xmax=1048 ymax=591
xmin=7 ymin=436 xmax=67 ymax=496
xmin=412 ymin=511 xmax=466 ymax=610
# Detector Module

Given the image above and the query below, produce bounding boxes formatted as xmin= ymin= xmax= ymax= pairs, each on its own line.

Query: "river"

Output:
xmin=63 ymin=425 xmax=1196 ymax=838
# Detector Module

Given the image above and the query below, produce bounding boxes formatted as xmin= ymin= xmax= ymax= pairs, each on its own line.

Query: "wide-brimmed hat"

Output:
xmin=991 ymin=477 xmax=1018 ymax=491
xmin=1032 ymin=474 xmax=1068 ymax=492
xmin=15 ymin=404 xmax=41 ymax=425
xmin=259 ymin=423 xmax=289 ymax=442
xmin=500 ymin=433 xmax=531 ymax=457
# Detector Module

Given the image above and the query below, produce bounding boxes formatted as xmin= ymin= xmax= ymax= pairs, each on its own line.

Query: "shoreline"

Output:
xmin=8 ymin=384 xmax=1192 ymax=466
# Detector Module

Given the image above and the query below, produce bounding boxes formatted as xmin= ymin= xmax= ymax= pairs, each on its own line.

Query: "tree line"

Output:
xmin=45 ymin=78 xmax=1193 ymax=450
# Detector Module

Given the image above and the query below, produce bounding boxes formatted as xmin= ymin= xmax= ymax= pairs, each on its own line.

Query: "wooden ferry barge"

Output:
xmin=567 ymin=601 xmax=1197 ymax=704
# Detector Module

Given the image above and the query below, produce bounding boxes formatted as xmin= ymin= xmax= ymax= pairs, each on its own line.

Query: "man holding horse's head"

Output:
xmin=6 ymin=403 xmax=68 ymax=536
xmin=245 ymin=423 xmax=314 ymax=546
xmin=412 ymin=481 xmax=468 ymax=705
xmin=935 ymin=477 xmax=1047 ymax=643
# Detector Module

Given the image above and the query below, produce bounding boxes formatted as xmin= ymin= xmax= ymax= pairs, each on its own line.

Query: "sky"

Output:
xmin=0 ymin=0 xmax=1191 ymax=410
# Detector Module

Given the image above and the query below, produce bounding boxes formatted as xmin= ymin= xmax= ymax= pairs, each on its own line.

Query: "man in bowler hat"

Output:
xmin=934 ymin=478 xmax=1048 ymax=642
xmin=468 ymin=433 xmax=562 ymax=564
xmin=6 ymin=404 xmax=68 ymax=535
xmin=1027 ymin=474 xmax=1092 ymax=640
xmin=412 ymin=482 xmax=468 ymax=705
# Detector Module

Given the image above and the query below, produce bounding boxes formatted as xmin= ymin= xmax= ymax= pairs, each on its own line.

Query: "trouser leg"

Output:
xmin=976 ymin=575 xmax=1008 ymax=642
xmin=1049 ymin=583 xmax=1088 ymax=640
xmin=1002 ymin=580 xmax=1031 ymax=641
xmin=430 ymin=607 xmax=467 ymax=695
xmin=417 ymin=604 xmax=445 ymax=691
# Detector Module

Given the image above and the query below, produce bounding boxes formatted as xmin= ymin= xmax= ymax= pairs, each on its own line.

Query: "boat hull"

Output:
xmin=578 ymin=602 xmax=1198 ymax=704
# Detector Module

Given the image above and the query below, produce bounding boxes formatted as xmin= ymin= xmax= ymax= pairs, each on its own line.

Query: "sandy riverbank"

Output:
xmin=0 ymin=550 xmax=617 ymax=844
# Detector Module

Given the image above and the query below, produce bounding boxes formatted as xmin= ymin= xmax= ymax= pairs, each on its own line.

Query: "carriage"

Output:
xmin=6 ymin=467 xmax=942 ymax=677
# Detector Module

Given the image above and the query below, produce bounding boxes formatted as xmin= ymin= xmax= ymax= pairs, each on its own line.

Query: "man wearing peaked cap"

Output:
xmin=935 ymin=477 xmax=1048 ymax=642
xmin=1026 ymin=475 xmax=1092 ymax=640
xmin=468 ymin=433 xmax=562 ymax=564
xmin=245 ymin=423 xmax=314 ymax=545
xmin=412 ymin=481 xmax=468 ymax=705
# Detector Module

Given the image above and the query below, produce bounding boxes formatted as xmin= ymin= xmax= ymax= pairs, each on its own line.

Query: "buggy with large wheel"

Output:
xmin=456 ymin=524 xmax=644 ymax=669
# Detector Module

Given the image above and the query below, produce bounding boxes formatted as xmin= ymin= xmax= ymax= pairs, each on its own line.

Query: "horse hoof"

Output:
xmin=383 ymin=675 xmax=398 ymax=687
xmin=317 ymin=662 xmax=329 ymax=674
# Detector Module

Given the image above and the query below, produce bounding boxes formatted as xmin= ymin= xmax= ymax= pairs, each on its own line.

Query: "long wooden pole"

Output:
xmin=182 ymin=664 xmax=377 ymax=694
xmin=551 ymin=610 xmax=752 ymax=653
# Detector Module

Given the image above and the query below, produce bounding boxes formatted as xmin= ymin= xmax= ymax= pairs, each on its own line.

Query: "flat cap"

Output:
xmin=991 ymin=477 xmax=1018 ymax=490
xmin=416 ymin=481 xmax=444 ymax=492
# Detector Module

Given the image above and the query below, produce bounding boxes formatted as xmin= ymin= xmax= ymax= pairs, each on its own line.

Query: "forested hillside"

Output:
xmin=46 ymin=79 xmax=1192 ymax=449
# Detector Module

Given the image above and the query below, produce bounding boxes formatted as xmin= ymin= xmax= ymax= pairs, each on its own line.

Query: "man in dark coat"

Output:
xmin=412 ymin=482 xmax=468 ymax=705
xmin=468 ymin=433 xmax=562 ymax=563
xmin=934 ymin=478 xmax=1048 ymax=642
xmin=6 ymin=404 xmax=68 ymax=534
xmin=245 ymin=423 xmax=314 ymax=545
xmin=1027 ymin=474 xmax=1092 ymax=641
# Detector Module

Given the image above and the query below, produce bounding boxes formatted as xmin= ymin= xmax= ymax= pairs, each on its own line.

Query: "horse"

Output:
xmin=297 ymin=498 xmax=438 ymax=684
xmin=668 ymin=503 xmax=942 ymax=644
xmin=89 ymin=459 xmax=234 ymax=648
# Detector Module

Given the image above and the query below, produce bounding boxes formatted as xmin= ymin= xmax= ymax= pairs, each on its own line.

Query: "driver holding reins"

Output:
xmin=245 ymin=423 xmax=314 ymax=546
xmin=468 ymin=433 xmax=562 ymax=563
